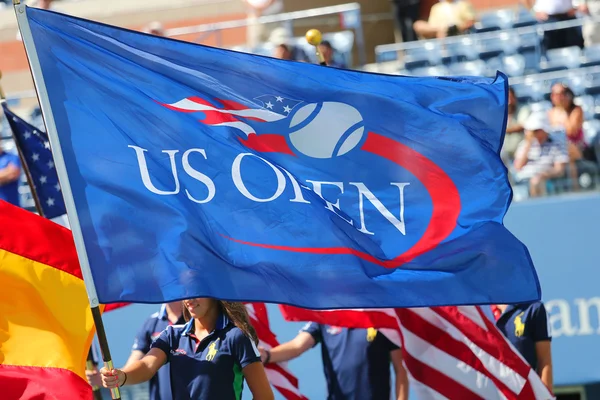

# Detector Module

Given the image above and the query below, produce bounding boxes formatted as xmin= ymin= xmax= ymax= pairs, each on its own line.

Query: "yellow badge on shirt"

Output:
xmin=514 ymin=312 xmax=525 ymax=337
xmin=206 ymin=339 xmax=219 ymax=361
xmin=367 ymin=328 xmax=377 ymax=342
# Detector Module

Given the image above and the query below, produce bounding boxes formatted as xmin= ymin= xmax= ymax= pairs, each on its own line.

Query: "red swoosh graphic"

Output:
xmin=223 ymin=132 xmax=461 ymax=268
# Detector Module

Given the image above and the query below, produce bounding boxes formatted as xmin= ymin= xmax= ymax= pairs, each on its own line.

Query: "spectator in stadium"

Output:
xmin=391 ymin=0 xmax=421 ymax=43
xmin=259 ymin=324 xmax=408 ymax=400
xmin=87 ymin=302 xmax=185 ymax=399
xmin=318 ymin=40 xmax=347 ymax=68
xmin=273 ymin=43 xmax=293 ymax=60
xmin=548 ymin=82 xmax=585 ymax=191
xmin=144 ymin=21 xmax=165 ymax=37
xmin=100 ymin=298 xmax=274 ymax=400
xmin=579 ymin=0 xmax=600 ymax=46
xmin=269 ymin=27 xmax=310 ymax=62
xmin=502 ymin=87 xmax=531 ymax=166
xmin=0 ymin=144 xmax=22 ymax=207
xmin=520 ymin=0 xmax=584 ymax=50
xmin=413 ymin=0 xmax=476 ymax=39
xmin=492 ymin=303 xmax=553 ymax=389
xmin=514 ymin=112 xmax=569 ymax=197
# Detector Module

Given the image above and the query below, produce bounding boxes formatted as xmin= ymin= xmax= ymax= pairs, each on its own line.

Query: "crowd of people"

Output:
xmin=81 ymin=299 xmax=553 ymax=400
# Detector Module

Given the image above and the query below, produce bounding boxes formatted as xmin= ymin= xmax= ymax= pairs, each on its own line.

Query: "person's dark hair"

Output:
xmin=319 ymin=40 xmax=333 ymax=49
xmin=182 ymin=300 xmax=258 ymax=344
xmin=554 ymin=82 xmax=576 ymax=110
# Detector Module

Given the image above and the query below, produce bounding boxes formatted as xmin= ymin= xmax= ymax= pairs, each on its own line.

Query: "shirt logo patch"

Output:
xmin=206 ymin=339 xmax=219 ymax=361
xmin=514 ymin=312 xmax=525 ymax=337
xmin=171 ymin=348 xmax=187 ymax=356
xmin=326 ymin=326 xmax=342 ymax=335
xmin=367 ymin=327 xmax=377 ymax=342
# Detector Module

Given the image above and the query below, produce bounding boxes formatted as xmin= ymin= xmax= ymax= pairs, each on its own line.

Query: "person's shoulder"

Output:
xmin=523 ymin=301 xmax=547 ymax=316
xmin=161 ymin=323 xmax=186 ymax=340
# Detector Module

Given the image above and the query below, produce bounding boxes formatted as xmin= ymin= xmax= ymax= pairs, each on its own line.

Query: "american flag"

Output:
xmin=280 ymin=306 xmax=554 ymax=400
xmin=2 ymin=103 xmax=65 ymax=219
xmin=245 ymin=303 xmax=308 ymax=400
xmin=164 ymin=94 xmax=301 ymax=136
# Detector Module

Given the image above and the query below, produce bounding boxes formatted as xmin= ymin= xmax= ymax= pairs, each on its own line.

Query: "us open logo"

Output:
xmin=130 ymin=95 xmax=461 ymax=268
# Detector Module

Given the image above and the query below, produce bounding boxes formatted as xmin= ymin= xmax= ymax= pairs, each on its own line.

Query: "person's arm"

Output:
xmin=0 ymin=162 xmax=20 ymax=185
xmin=123 ymin=350 xmax=145 ymax=368
xmin=563 ymin=107 xmax=584 ymax=139
xmin=243 ymin=362 xmax=275 ymax=400
xmin=506 ymin=122 xmax=524 ymax=134
xmin=260 ymin=331 xmax=316 ymax=364
xmin=391 ymin=349 xmax=409 ymax=400
xmin=514 ymin=136 xmax=532 ymax=170
xmin=535 ymin=341 xmax=553 ymax=389
xmin=100 ymin=347 xmax=166 ymax=388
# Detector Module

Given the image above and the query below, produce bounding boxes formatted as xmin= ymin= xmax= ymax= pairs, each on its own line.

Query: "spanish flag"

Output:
xmin=0 ymin=201 xmax=94 ymax=399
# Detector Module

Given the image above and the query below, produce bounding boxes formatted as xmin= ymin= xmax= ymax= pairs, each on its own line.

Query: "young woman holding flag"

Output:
xmin=100 ymin=298 xmax=274 ymax=400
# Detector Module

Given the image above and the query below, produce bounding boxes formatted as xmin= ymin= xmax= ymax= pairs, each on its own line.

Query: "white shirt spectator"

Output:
xmin=514 ymin=135 xmax=569 ymax=181
xmin=533 ymin=0 xmax=575 ymax=14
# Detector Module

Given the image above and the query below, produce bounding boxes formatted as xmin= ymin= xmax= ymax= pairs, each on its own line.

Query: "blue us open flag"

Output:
xmin=2 ymin=102 xmax=65 ymax=218
xmin=20 ymin=7 xmax=540 ymax=308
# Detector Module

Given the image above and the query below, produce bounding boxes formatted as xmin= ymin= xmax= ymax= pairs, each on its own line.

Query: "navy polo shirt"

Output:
xmin=151 ymin=313 xmax=261 ymax=400
xmin=132 ymin=305 xmax=186 ymax=400
xmin=0 ymin=151 xmax=21 ymax=206
xmin=302 ymin=323 xmax=399 ymax=400
xmin=495 ymin=302 xmax=551 ymax=371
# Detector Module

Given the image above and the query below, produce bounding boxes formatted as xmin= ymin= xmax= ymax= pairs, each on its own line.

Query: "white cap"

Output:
xmin=269 ymin=27 xmax=290 ymax=45
xmin=523 ymin=112 xmax=551 ymax=133
xmin=145 ymin=21 xmax=165 ymax=36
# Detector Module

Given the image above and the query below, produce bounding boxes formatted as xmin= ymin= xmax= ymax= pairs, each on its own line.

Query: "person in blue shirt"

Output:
xmin=88 ymin=302 xmax=185 ymax=399
xmin=0 ymin=144 xmax=21 ymax=206
xmin=260 ymin=323 xmax=408 ymax=400
xmin=493 ymin=302 xmax=553 ymax=390
xmin=101 ymin=298 xmax=274 ymax=400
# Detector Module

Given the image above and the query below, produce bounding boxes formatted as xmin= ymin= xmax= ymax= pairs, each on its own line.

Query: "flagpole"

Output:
xmin=12 ymin=2 xmax=121 ymax=399
xmin=305 ymin=29 xmax=327 ymax=66
xmin=0 ymin=71 xmax=46 ymax=217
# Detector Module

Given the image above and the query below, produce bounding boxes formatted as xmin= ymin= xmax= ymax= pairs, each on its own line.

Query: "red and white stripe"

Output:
xmin=246 ymin=303 xmax=308 ymax=400
xmin=279 ymin=305 xmax=553 ymax=400
xmin=164 ymin=97 xmax=286 ymax=137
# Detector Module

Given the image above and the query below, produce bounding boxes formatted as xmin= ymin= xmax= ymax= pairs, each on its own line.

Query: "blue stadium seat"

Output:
xmin=583 ymin=120 xmax=600 ymax=144
xmin=404 ymin=42 xmax=442 ymax=71
xmin=566 ymin=73 xmax=587 ymax=96
xmin=513 ymin=8 xmax=538 ymax=28
xmin=448 ymin=60 xmax=486 ymax=76
xmin=585 ymin=73 xmax=600 ymax=96
xmin=476 ymin=32 xmax=520 ymax=61
xmin=502 ymin=54 xmax=526 ymax=77
xmin=475 ymin=9 xmax=515 ymax=33
xmin=539 ymin=46 xmax=582 ymax=72
xmin=581 ymin=45 xmax=600 ymax=67
xmin=512 ymin=80 xmax=548 ymax=103
xmin=575 ymin=95 xmax=596 ymax=120
xmin=409 ymin=65 xmax=450 ymax=77
xmin=441 ymin=37 xmax=479 ymax=65
xmin=517 ymin=32 xmax=542 ymax=73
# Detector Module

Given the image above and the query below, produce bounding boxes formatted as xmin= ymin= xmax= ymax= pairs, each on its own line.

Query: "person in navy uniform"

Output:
xmin=260 ymin=323 xmax=409 ymax=400
xmin=0 ymin=144 xmax=21 ymax=207
xmin=100 ymin=298 xmax=274 ymax=400
xmin=493 ymin=302 xmax=553 ymax=390
xmin=86 ymin=302 xmax=185 ymax=398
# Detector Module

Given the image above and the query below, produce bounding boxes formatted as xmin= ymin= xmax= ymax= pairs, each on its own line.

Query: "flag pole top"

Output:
xmin=13 ymin=0 xmax=21 ymax=5
xmin=305 ymin=29 xmax=326 ymax=66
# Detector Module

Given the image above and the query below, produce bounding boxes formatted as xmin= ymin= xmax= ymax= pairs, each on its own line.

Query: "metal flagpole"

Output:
xmin=0 ymin=70 xmax=46 ymax=217
xmin=11 ymin=2 xmax=121 ymax=399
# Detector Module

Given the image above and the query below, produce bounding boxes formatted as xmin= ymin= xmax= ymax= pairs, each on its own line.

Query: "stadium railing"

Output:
xmin=164 ymin=2 xmax=367 ymax=66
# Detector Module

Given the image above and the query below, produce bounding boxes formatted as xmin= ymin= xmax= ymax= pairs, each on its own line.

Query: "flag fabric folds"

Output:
xmin=2 ymin=102 xmax=65 ymax=218
xmin=280 ymin=306 xmax=553 ymax=399
xmin=246 ymin=304 xmax=308 ymax=400
xmin=0 ymin=201 xmax=93 ymax=400
xmin=396 ymin=307 xmax=553 ymax=400
xmin=22 ymin=7 xmax=540 ymax=308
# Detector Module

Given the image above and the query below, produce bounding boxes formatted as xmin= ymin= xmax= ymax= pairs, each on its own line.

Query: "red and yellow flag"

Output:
xmin=0 ymin=201 xmax=94 ymax=399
